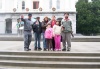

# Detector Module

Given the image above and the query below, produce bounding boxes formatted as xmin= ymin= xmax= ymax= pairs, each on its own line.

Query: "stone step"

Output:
xmin=0 ymin=60 xmax=100 ymax=68
xmin=0 ymin=51 xmax=100 ymax=56
xmin=0 ymin=66 xmax=100 ymax=69
xmin=0 ymin=55 xmax=100 ymax=62
xmin=0 ymin=36 xmax=100 ymax=42
xmin=0 ymin=51 xmax=100 ymax=68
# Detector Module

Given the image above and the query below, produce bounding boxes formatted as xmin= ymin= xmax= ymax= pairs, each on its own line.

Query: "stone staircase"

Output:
xmin=0 ymin=51 xmax=100 ymax=69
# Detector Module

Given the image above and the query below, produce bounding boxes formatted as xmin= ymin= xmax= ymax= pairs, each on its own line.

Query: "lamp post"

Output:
xmin=39 ymin=7 xmax=42 ymax=11
xmin=13 ymin=8 xmax=16 ymax=12
xmin=52 ymin=7 xmax=56 ymax=11
xmin=26 ymin=8 xmax=29 ymax=12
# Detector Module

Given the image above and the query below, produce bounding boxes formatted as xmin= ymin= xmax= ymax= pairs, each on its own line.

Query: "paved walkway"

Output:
xmin=0 ymin=41 xmax=100 ymax=53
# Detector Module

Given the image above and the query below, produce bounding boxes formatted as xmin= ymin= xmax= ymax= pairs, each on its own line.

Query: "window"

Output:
xmin=22 ymin=1 xmax=25 ymax=9
xmin=33 ymin=1 xmax=39 ymax=9
xmin=0 ymin=0 xmax=2 ymax=9
xmin=49 ymin=0 xmax=52 ymax=9
xmin=57 ymin=0 xmax=60 ymax=9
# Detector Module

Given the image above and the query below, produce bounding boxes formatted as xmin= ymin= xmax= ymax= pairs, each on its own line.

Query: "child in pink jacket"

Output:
xmin=45 ymin=23 xmax=53 ymax=51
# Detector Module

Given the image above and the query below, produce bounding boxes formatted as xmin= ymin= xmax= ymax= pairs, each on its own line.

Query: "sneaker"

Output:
xmin=34 ymin=47 xmax=37 ymax=51
xmin=43 ymin=48 xmax=47 ymax=51
xmin=53 ymin=49 xmax=55 ymax=51
xmin=50 ymin=48 xmax=53 ymax=51
xmin=28 ymin=48 xmax=31 ymax=51
xmin=58 ymin=49 xmax=61 ymax=51
xmin=55 ymin=49 xmax=59 ymax=51
xmin=24 ymin=48 xmax=30 ymax=51
xmin=67 ymin=47 xmax=71 ymax=51
xmin=62 ymin=48 xmax=66 ymax=51
xmin=38 ymin=48 xmax=42 ymax=51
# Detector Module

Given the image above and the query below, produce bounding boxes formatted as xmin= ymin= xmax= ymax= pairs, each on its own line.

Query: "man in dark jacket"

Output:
xmin=21 ymin=13 xmax=33 ymax=51
xmin=32 ymin=17 xmax=42 ymax=51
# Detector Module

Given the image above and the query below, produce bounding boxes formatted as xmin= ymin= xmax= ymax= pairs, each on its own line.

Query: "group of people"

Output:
xmin=20 ymin=13 xmax=73 ymax=51
xmin=16 ymin=18 xmax=24 ymax=36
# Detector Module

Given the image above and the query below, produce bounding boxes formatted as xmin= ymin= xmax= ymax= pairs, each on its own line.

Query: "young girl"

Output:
xmin=45 ymin=23 xmax=53 ymax=51
xmin=53 ymin=21 xmax=62 ymax=51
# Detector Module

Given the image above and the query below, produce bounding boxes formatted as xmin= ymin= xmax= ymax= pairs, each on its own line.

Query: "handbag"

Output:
xmin=61 ymin=36 xmax=62 ymax=42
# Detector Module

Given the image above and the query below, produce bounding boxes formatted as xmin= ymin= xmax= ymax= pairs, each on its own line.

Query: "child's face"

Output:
xmin=47 ymin=25 xmax=51 ymax=28
xmin=56 ymin=22 xmax=59 ymax=25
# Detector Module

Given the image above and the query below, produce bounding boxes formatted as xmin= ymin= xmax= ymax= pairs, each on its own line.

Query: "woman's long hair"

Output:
xmin=43 ymin=17 xmax=49 ymax=23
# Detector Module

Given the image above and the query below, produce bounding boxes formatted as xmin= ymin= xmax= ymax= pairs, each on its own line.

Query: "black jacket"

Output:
xmin=32 ymin=21 xmax=42 ymax=33
xmin=42 ymin=21 xmax=48 ymax=33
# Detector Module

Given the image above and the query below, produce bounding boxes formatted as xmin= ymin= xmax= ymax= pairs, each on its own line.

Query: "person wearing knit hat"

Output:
xmin=32 ymin=17 xmax=42 ymax=51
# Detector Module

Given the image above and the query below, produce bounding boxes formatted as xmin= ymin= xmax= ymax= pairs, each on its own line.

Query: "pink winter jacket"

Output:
xmin=45 ymin=28 xmax=53 ymax=39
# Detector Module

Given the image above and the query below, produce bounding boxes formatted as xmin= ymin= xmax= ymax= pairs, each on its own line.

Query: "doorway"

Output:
xmin=5 ymin=18 xmax=12 ymax=34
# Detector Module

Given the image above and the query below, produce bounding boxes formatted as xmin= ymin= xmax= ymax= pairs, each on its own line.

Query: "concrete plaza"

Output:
xmin=0 ymin=41 xmax=100 ymax=53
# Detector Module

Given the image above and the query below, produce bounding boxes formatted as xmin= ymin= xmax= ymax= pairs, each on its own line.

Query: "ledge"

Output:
xmin=0 ymin=11 xmax=77 ymax=14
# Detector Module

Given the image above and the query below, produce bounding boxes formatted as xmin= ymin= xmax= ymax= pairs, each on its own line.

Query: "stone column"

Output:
xmin=12 ymin=14 xmax=19 ymax=34
xmin=17 ymin=0 xmax=22 ymax=12
xmin=14 ymin=0 xmax=17 ymax=8
xmin=0 ymin=14 xmax=6 ymax=34
xmin=2 ymin=0 xmax=5 ymax=12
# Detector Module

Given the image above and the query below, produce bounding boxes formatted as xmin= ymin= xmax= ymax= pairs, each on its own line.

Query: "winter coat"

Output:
xmin=45 ymin=28 xmax=53 ymax=39
xmin=32 ymin=21 xmax=42 ymax=33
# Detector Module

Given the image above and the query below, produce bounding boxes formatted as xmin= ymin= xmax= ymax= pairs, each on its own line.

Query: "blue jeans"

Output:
xmin=42 ymin=33 xmax=47 ymax=49
xmin=24 ymin=31 xmax=32 ymax=49
xmin=34 ymin=33 xmax=41 ymax=48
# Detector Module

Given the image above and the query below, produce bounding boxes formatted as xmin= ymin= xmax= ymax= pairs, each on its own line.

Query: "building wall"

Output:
xmin=0 ymin=12 xmax=76 ymax=34
xmin=0 ymin=14 xmax=5 ymax=34
xmin=0 ymin=0 xmax=77 ymax=34
xmin=0 ymin=0 xmax=77 ymax=12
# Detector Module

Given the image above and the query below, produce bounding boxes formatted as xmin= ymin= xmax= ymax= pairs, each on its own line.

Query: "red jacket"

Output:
xmin=50 ymin=20 xmax=56 ymax=27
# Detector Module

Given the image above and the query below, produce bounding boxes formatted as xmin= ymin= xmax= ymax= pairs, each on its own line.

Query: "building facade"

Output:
xmin=0 ymin=0 xmax=77 ymax=34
